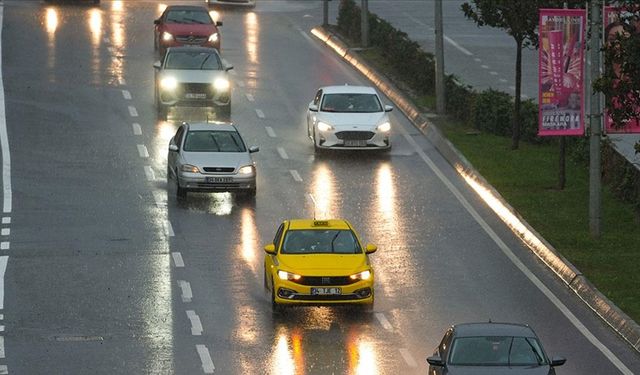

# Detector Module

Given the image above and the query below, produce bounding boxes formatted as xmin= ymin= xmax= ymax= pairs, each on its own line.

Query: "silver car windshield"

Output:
xmin=448 ymin=336 xmax=548 ymax=366
xmin=320 ymin=93 xmax=382 ymax=113
xmin=166 ymin=10 xmax=213 ymax=25
xmin=281 ymin=230 xmax=361 ymax=254
xmin=165 ymin=51 xmax=222 ymax=70
xmin=183 ymin=131 xmax=246 ymax=152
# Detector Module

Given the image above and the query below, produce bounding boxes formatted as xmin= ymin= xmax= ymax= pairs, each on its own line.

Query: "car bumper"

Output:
xmin=316 ymin=129 xmax=390 ymax=150
xmin=159 ymin=87 xmax=230 ymax=107
xmin=272 ymin=278 xmax=374 ymax=305
xmin=159 ymin=40 xmax=220 ymax=53
xmin=207 ymin=0 xmax=255 ymax=6
xmin=178 ymin=173 xmax=255 ymax=192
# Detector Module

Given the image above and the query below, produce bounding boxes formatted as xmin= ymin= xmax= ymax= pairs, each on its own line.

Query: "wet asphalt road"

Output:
xmin=0 ymin=1 xmax=638 ymax=374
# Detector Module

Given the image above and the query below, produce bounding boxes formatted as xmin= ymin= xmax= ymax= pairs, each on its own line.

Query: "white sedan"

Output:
xmin=306 ymin=85 xmax=393 ymax=152
xmin=205 ymin=0 xmax=255 ymax=7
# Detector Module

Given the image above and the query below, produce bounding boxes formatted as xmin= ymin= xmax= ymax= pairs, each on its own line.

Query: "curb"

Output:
xmin=310 ymin=26 xmax=640 ymax=354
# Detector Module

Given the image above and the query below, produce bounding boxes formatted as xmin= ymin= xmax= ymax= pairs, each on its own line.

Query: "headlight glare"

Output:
xmin=317 ymin=121 xmax=334 ymax=132
xmin=208 ymin=33 xmax=219 ymax=43
xmin=349 ymin=270 xmax=371 ymax=281
xmin=162 ymin=31 xmax=173 ymax=42
xmin=278 ymin=270 xmax=302 ymax=281
xmin=213 ymin=78 xmax=230 ymax=91
xmin=377 ymin=122 xmax=391 ymax=132
xmin=181 ymin=164 xmax=200 ymax=173
xmin=238 ymin=165 xmax=254 ymax=175
xmin=160 ymin=77 xmax=178 ymax=90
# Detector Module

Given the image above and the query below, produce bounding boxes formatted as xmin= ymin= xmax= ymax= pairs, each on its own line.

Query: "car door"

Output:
xmin=308 ymin=89 xmax=323 ymax=136
xmin=265 ymin=222 xmax=285 ymax=289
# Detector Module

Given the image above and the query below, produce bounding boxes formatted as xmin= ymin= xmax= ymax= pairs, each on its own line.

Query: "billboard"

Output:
xmin=538 ymin=9 xmax=586 ymax=136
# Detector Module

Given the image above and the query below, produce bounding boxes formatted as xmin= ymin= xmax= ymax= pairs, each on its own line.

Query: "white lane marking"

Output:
xmin=0 ymin=6 xmax=11 ymax=215
xmin=1 ymin=218 xmax=8 ymax=224
xmin=196 ymin=345 xmax=215 ymax=374
xmin=0 ymin=336 xmax=4 ymax=358
xmin=178 ymin=281 xmax=193 ymax=303
xmin=132 ymin=123 xmax=142 ymax=135
xmin=137 ymin=145 xmax=149 ymax=158
xmin=0 ymin=364 xmax=7 ymax=374
xmin=166 ymin=220 xmax=174 ymax=237
xmin=0 ymin=243 xmax=7 ymax=250
xmin=499 ymin=78 xmax=508 ymax=83
xmin=144 ymin=166 xmax=156 ymax=181
xmin=0 ymin=314 xmax=3 ymax=320
xmin=0 ymin=326 xmax=4 ymax=332
xmin=128 ymin=106 xmax=138 ymax=117
xmin=237 ymin=81 xmax=245 ymax=88
xmin=152 ymin=191 xmax=166 ymax=208
xmin=474 ymin=57 xmax=482 ymax=62
xmin=277 ymin=147 xmax=289 ymax=160
xmin=374 ymin=312 xmax=393 ymax=331
xmin=118 ymin=77 xmax=126 ymax=86
xmin=490 ymin=71 xmax=498 ymax=76
xmin=0 ymin=256 xmax=7 ymax=309
xmin=399 ymin=348 xmax=417 ymax=368
xmin=509 ymin=85 xmax=516 ymax=91
xmin=255 ymin=109 xmax=265 ymax=119
xmin=481 ymin=64 xmax=489 ymax=69
xmin=103 ymin=37 xmax=110 ymax=43
xmin=245 ymin=93 xmax=255 ymax=102
xmin=122 ymin=90 xmax=132 ymax=100
xmin=400 ymin=131 xmax=634 ymax=374
xmin=186 ymin=310 xmax=203 ymax=335
xmin=107 ymin=46 xmax=115 ymax=54
xmin=0 ymin=228 xmax=7 ymax=236
xmin=403 ymin=13 xmax=473 ymax=56
xmin=172 ymin=252 xmax=184 ymax=268
xmin=289 ymin=170 xmax=302 ymax=182
xmin=522 ymin=94 xmax=530 ymax=100
xmin=265 ymin=126 xmax=276 ymax=138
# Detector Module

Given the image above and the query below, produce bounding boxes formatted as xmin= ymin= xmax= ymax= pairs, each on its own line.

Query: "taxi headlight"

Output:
xmin=376 ymin=122 xmax=391 ymax=132
xmin=181 ymin=164 xmax=200 ymax=173
xmin=349 ymin=270 xmax=371 ymax=281
xmin=160 ymin=77 xmax=178 ymax=91
xmin=213 ymin=77 xmax=230 ymax=91
xmin=238 ymin=165 xmax=254 ymax=175
xmin=208 ymin=33 xmax=219 ymax=43
xmin=278 ymin=270 xmax=302 ymax=281
xmin=317 ymin=121 xmax=334 ymax=132
xmin=162 ymin=31 xmax=174 ymax=42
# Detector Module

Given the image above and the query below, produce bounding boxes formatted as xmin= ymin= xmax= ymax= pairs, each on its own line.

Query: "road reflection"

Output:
xmin=45 ymin=7 xmax=58 ymax=82
xmin=108 ymin=0 xmax=126 ymax=85
xmin=310 ymin=162 xmax=338 ymax=219
xmin=237 ymin=207 xmax=260 ymax=275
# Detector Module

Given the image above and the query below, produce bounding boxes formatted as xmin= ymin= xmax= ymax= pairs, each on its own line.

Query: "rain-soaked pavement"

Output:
xmin=0 ymin=1 xmax=637 ymax=374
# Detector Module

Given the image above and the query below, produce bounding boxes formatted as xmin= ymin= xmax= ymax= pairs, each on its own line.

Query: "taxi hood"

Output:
xmin=278 ymin=254 xmax=368 ymax=275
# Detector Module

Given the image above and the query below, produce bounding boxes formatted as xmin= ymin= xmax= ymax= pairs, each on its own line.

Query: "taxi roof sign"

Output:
xmin=313 ymin=220 xmax=329 ymax=227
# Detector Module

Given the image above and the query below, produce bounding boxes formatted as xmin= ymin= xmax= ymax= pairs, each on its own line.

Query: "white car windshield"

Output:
xmin=320 ymin=93 xmax=382 ymax=113
xmin=165 ymin=51 xmax=222 ymax=70
xmin=166 ymin=10 xmax=213 ymax=24
xmin=281 ymin=230 xmax=361 ymax=254
xmin=183 ymin=131 xmax=246 ymax=152
xmin=448 ymin=336 xmax=548 ymax=366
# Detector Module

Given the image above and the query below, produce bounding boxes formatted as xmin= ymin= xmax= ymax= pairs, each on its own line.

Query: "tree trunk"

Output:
xmin=512 ymin=38 xmax=523 ymax=150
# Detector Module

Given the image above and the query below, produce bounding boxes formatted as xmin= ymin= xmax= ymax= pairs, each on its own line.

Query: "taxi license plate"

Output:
xmin=311 ymin=287 xmax=342 ymax=295
xmin=185 ymin=93 xmax=207 ymax=99
xmin=344 ymin=140 xmax=367 ymax=147
xmin=206 ymin=177 xmax=232 ymax=183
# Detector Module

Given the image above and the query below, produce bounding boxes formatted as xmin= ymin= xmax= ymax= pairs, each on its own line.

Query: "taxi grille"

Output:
xmin=335 ymin=131 xmax=375 ymax=141
xmin=294 ymin=276 xmax=357 ymax=286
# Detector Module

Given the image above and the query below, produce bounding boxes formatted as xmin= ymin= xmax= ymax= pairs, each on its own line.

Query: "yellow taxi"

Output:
xmin=263 ymin=219 xmax=377 ymax=310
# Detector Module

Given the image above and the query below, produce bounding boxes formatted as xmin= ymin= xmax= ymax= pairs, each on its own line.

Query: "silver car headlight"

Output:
xmin=317 ymin=121 xmax=334 ymax=132
xmin=208 ymin=33 xmax=219 ymax=43
xmin=162 ymin=31 xmax=174 ymax=42
xmin=160 ymin=77 xmax=178 ymax=91
xmin=213 ymin=77 xmax=230 ymax=91
xmin=238 ymin=165 xmax=254 ymax=175
xmin=376 ymin=122 xmax=391 ymax=132
xmin=278 ymin=270 xmax=302 ymax=281
xmin=181 ymin=164 xmax=200 ymax=173
xmin=349 ymin=270 xmax=371 ymax=281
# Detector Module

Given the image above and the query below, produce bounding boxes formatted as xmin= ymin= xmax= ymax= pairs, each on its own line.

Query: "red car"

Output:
xmin=154 ymin=5 xmax=223 ymax=57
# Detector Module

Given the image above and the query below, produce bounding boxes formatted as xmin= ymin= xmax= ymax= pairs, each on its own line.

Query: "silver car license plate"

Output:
xmin=185 ymin=93 xmax=207 ymax=99
xmin=344 ymin=140 xmax=367 ymax=147
xmin=206 ymin=177 xmax=232 ymax=183
xmin=311 ymin=287 xmax=342 ymax=295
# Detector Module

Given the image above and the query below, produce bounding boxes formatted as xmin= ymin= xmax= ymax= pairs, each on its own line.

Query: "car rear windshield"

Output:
xmin=281 ymin=230 xmax=362 ymax=254
xmin=183 ymin=130 xmax=246 ymax=152
xmin=165 ymin=51 xmax=222 ymax=70
xmin=448 ymin=336 xmax=548 ymax=366
xmin=166 ymin=10 xmax=213 ymax=24
xmin=320 ymin=93 xmax=382 ymax=113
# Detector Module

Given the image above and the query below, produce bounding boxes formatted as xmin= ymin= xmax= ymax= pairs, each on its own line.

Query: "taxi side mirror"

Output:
xmin=365 ymin=244 xmax=377 ymax=254
xmin=264 ymin=244 xmax=276 ymax=254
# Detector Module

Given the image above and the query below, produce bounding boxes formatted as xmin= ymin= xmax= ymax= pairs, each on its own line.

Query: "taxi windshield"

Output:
xmin=281 ymin=229 xmax=361 ymax=254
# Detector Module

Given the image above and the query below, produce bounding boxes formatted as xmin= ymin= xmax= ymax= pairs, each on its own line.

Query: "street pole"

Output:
xmin=435 ymin=0 xmax=446 ymax=114
xmin=589 ymin=0 xmax=602 ymax=237
xmin=323 ymin=0 xmax=328 ymax=27
xmin=361 ymin=0 xmax=369 ymax=48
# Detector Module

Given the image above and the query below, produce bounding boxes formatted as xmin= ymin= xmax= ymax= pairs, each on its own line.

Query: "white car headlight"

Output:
xmin=238 ymin=165 xmax=254 ymax=175
xmin=213 ymin=77 xmax=230 ymax=91
xmin=208 ymin=33 xmax=219 ymax=43
xmin=377 ymin=122 xmax=391 ymax=132
xmin=162 ymin=31 xmax=174 ymax=42
xmin=181 ymin=164 xmax=200 ymax=173
xmin=317 ymin=121 xmax=334 ymax=132
xmin=278 ymin=270 xmax=302 ymax=281
xmin=160 ymin=77 xmax=178 ymax=91
xmin=349 ymin=270 xmax=371 ymax=281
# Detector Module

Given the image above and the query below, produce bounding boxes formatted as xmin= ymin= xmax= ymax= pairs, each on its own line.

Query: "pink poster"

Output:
xmin=603 ymin=6 xmax=640 ymax=134
xmin=538 ymin=9 xmax=586 ymax=136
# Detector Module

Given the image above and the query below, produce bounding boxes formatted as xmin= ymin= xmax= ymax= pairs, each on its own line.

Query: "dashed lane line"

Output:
xmin=186 ymin=310 xmax=203 ymax=336
xmin=1 ymin=218 xmax=8 ymax=224
xmin=178 ymin=281 xmax=193 ymax=303
xmin=172 ymin=252 xmax=185 ymax=268
xmin=132 ymin=123 xmax=142 ymax=135
xmin=481 ymin=64 xmax=489 ymax=69
xmin=0 ymin=243 xmax=6 ymax=251
xmin=0 ymin=256 xmax=6 ymax=310
xmin=128 ymin=106 xmax=138 ymax=117
xmin=289 ymin=170 xmax=302 ymax=182
xmin=374 ymin=312 xmax=393 ymax=331
xmin=277 ymin=147 xmax=289 ymax=160
xmin=122 ymin=90 xmax=132 ymax=100
xmin=166 ymin=220 xmax=174 ymax=237
xmin=265 ymin=126 xmax=276 ymax=138
xmin=245 ymin=93 xmax=255 ymax=102
xmin=255 ymin=109 xmax=265 ymax=119
xmin=399 ymin=348 xmax=417 ymax=368
xmin=144 ymin=166 xmax=155 ymax=182
xmin=0 ymin=229 xmax=7 ymax=236
xmin=196 ymin=345 xmax=215 ymax=374
xmin=137 ymin=145 xmax=149 ymax=158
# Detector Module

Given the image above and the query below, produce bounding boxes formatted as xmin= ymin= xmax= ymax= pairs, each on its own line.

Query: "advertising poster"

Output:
xmin=538 ymin=9 xmax=586 ymax=136
xmin=603 ymin=6 xmax=640 ymax=134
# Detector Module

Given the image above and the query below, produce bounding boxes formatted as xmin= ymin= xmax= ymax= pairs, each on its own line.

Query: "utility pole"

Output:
xmin=361 ymin=0 xmax=369 ymax=48
xmin=589 ymin=0 xmax=602 ymax=237
xmin=323 ymin=0 xmax=329 ymax=27
xmin=435 ymin=0 xmax=445 ymax=114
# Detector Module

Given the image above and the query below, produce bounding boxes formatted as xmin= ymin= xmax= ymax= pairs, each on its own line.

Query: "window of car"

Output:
xmin=320 ymin=93 xmax=382 ymax=113
xmin=313 ymin=90 xmax=323 ymax=106
xmin=273 ymin=223 xmax=285 ymax=250
xmin=164 ymin=51 xmax=222 ymax=70
xmin=183 ymin=130 xmax=247 ymax=152
xmin=165 ymin=10 xmax=213 ymax=25
xmin=174 ymin=125 xmax=186 ymax=148
xmin=448 ymin=336 xmax=548 ymax=366
xmin=280 ymin=230 xmax=361 ymax=254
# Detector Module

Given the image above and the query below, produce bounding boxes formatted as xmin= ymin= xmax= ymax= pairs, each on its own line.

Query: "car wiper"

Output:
xmin=208 ymin=134 xmax=221 ymax=151
xmin=182 ymin=18 xmax=206 ymax=24
xmin=229 ymin=136 xmax=243 ymax=152
xmin=330 ymin=232 xmax=341 ymax=253
xmin=525 ymin=338 xmax=544 ymax=365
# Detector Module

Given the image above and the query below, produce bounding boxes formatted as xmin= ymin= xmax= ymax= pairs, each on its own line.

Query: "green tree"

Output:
xmin=461 ymin=0 xmax=581 ymax=150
